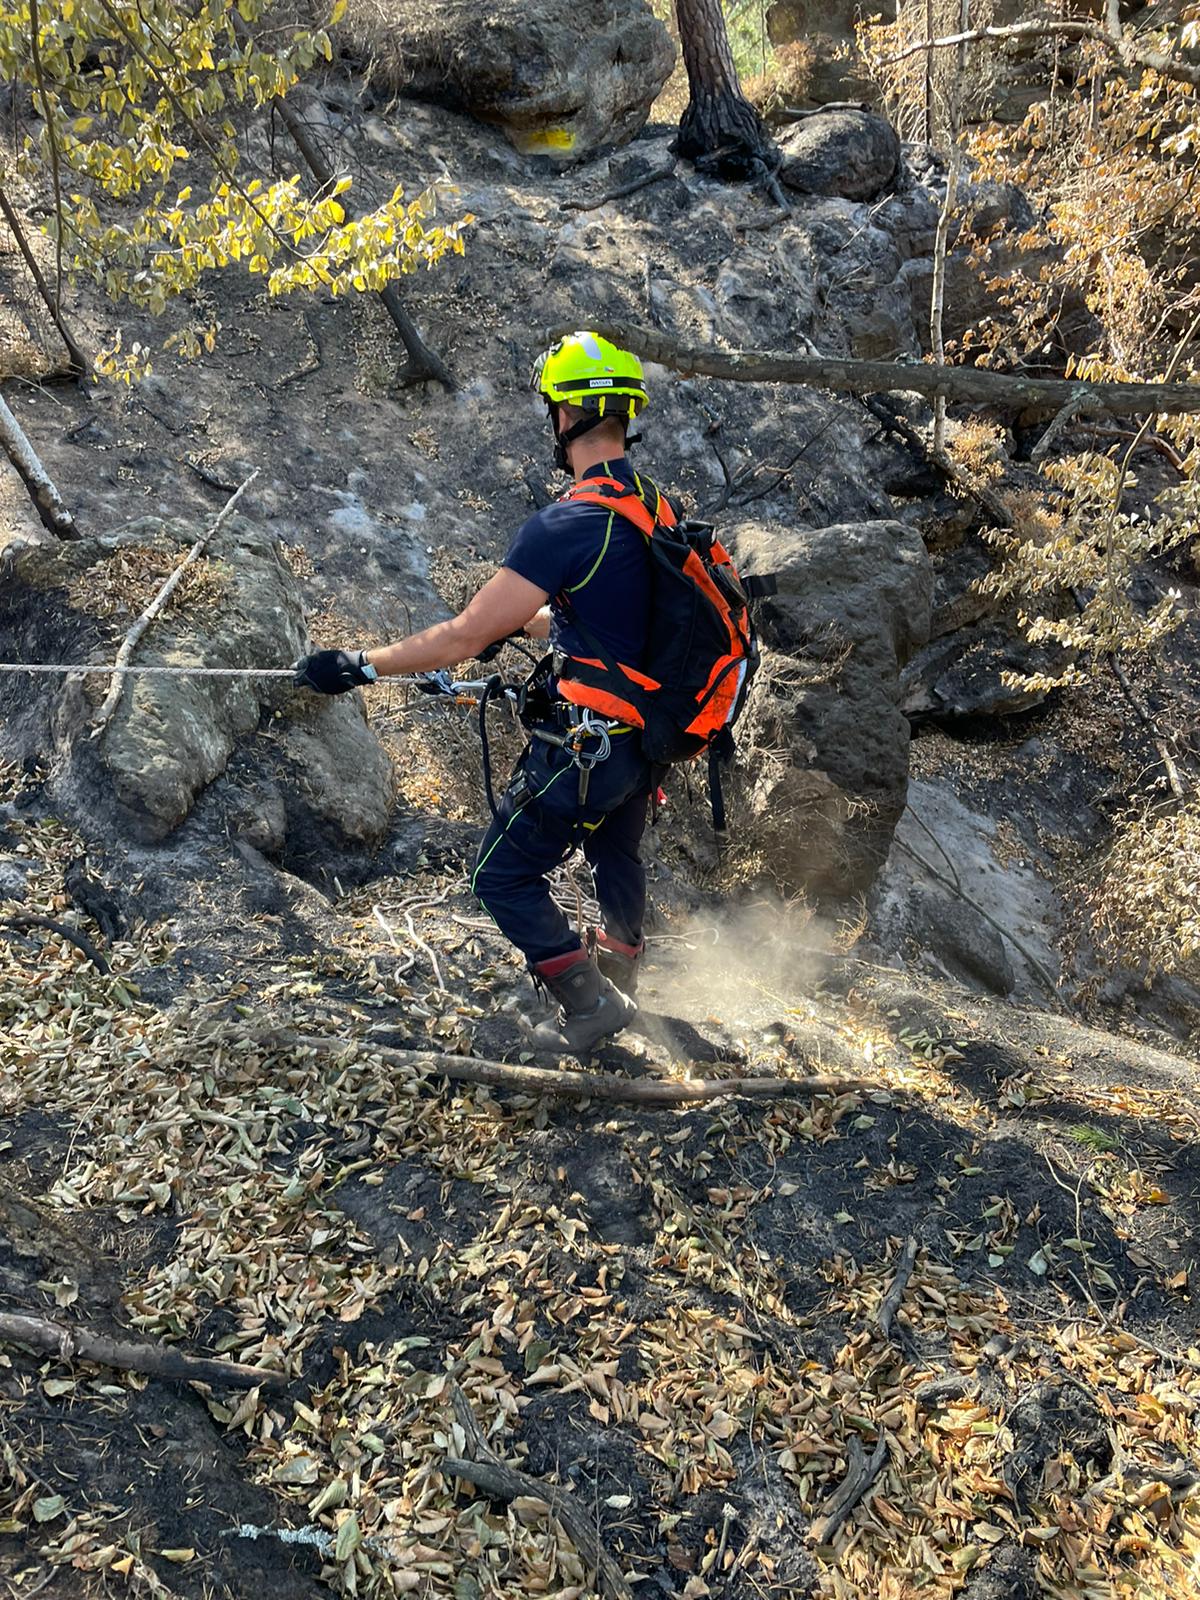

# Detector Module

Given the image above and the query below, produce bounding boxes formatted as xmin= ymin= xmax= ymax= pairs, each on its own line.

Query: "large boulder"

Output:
xmin=345 ymin=0 xmax=674 ymax=162
xmin=870 ymin=778 xmax=1062 ymax=997
xmin=728 ymin=518 xmax=933 ymax=898
xmin=0 ymin=517 xmax=393 ymax=849
xmin=778 ymin=108 xmax=901 ymax=201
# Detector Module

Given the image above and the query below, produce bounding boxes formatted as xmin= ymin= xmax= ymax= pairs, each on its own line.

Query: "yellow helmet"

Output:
xmin=532 ymin=331 xmax=649 ymax=421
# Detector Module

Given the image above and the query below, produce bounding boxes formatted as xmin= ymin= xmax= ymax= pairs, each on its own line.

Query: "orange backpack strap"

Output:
xmin=563 ymin=473 xmax=676 ymax=538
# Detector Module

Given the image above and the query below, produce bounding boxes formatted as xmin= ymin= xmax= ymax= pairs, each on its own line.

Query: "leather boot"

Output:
xmin=526 ymin=949 xmax=636 ymax=1055
xmin=590 ymin=929 xmax=645 ymax=997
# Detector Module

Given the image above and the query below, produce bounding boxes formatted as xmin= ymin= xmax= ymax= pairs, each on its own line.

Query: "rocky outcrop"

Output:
xmin=728 ymin=518 xmax=933 ymax=898
xmin=0 ymin=518 xmax=393 ymax=851
xmin=345 ymin=0 xmax=674 ymax=162
xmin=777 ymin=108 xmax=900 ymax=201
xmin=870 ymin=777 xmax=1062 ymax=996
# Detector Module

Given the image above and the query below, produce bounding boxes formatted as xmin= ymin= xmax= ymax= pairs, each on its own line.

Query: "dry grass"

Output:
xmin=64 ymin=543 xmax=230 ymax=625
xmin=1087 ymin=801 xmax=1200 ymax=981
xmin=746 ymin=41 xmax=816 ymax=120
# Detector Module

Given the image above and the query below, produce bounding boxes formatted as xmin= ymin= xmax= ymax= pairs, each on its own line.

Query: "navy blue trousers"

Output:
xmin=471 ymin=731 xmax=651 ymax=965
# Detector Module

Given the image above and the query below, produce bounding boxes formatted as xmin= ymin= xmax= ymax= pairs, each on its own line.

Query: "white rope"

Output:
xmin=0 ymin=663 xmax=441 ymax=683
xmin=0 ymin=662 xmax=298 ymax=677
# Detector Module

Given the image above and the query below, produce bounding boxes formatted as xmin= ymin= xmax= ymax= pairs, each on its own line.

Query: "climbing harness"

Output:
xmin=529 ymin=707 xmax=614 ymax=807
xmin=472 ymin=663 xmax=623 ymax=826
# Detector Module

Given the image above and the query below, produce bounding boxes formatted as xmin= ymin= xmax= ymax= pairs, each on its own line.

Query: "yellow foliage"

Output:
xmin=0 ymin=0 xmax=471 ymax=373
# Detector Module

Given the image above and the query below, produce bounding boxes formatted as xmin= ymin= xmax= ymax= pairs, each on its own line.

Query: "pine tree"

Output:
xmin=673 ymin=0 xmax=774 ymax=174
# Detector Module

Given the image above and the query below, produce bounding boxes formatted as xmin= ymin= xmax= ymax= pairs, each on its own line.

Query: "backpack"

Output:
xmin=553 ymin=474 xmax=776 ymax=827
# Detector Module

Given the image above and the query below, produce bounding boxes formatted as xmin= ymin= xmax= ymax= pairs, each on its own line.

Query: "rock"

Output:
xmin=225 ymin=778 xmax=288 ymax=856
xmin=0 ymin=516 xmax=393 ymax=852
xmin=846 ymin=284 xmax=918 ymax=360
xmin=900 ymin=615 xmax=1074 ymax=721
xmin=766 ymin=2 xmax=878 ymax=104
xmin=870 ymin=778 xmax=1062 ymax=996
xmin=346 ymin=0 xmax=673 ymax=162
xmin=778 ymin=108 xmax=900 ymax=201
xmin=728 ymin=518 xmax=933 ymax=897
xmin=909 ymin=885 xmax=1016 ymax=995
xmin=872 ymin=190 xmax=941 ymax=261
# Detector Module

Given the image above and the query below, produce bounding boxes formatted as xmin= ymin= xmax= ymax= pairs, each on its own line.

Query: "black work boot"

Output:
xmin=590 ymin=929 xmax=645 ymax=998
xmin=526 ymin=951 xmax=636 ymax=1056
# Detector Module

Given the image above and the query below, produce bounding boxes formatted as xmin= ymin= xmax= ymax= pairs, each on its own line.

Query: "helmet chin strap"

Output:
xmin=549 ymin=405 xmax=635 ymax=475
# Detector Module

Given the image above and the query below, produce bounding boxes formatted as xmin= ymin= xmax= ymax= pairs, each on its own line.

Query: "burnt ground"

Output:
xmin=1 ymin=62 xmax=1199 ymax=1600
xmin=2 ymin=757 xmax=1199 ymax=1600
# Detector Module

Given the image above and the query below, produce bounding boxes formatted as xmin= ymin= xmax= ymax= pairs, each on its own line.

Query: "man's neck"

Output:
xmin=570 ymin=442 xmax=627 ymax=481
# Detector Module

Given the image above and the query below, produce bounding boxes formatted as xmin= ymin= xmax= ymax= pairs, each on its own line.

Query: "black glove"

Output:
xmin=293 ymin=648 xmax=378 ymax=695
xmin=476 ymin=636 xmax=516 ymax=665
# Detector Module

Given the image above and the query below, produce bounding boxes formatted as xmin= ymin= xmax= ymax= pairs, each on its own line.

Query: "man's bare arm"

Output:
xmin=366 ymin=569 xmax=549 ymax=678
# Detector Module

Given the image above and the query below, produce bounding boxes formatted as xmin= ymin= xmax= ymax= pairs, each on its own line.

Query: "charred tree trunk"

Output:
xmin=674 ymin=0 xmax=774 ymax=175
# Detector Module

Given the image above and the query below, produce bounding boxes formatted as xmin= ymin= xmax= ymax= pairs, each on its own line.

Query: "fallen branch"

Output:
xmin=880 ymin=17 xmax=1200 ymax=92
xmin=877 ymin=1235 xmax=919 ymax=1340
xmin=274 ymin=96 xmax=455 ymax=390
xmin=543 ymin=322 xmax=1200 ymax=418
xmin=447 ymin=1385 xmax=633 ymax=1600
xmin=0 ymin=1311 xmax=285 ymax=1390
xmin=0 ymin=390 xmax=78 ymax=539
xmin=1031 ymin=390 xmax=1089 ymax=462
xmin=777 ymin=101 xmax=873 ymax=121
xmin=1076 ymin=425 xmax=1186 ymax=472
xmin=181 ymin=455 xmax=239 ymax=494
xmin=284 ymin=1033 xmax=873 ymax=1105
xmin=2 ymin=914 xmax=109 ymax=973
xmin=810 ymin=1431 xmax=890 ymax=1545
xmin=561 ymin=161 xmax=677 ymax=212
xmin=91 ymin=470 xmax=258 ymax=736
xmin=861 ymin=393 xmax=1014 ymax=528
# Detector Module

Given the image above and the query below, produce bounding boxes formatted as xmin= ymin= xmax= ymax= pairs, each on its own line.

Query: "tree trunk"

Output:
xmin=271 ymin=95 xmax=455 ymax=391
xmin=0 ymin=390 xmax=78 ymax=539
xmin=674 ymin=0 xmax=773 ymax=175
xmin=543 ymin=319 xmax=1200 ymax=417
xmin=931 ymin=0 xmax=971 ymax=454
xmin=0 ymin=182 xmax=89 ymax=378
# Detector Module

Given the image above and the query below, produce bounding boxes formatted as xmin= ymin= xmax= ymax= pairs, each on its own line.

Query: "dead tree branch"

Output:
xmin=0 ymin=389 xmax=78 ymax=538
xmin=544 ymin=322 xmax=1200 ymax=417
xmin=0 ymin=1311 xmax=285 ymax=1390
xmin=1031 ymin=391 xmax=1090 ymax=462
xmin=273 ymin=97 xmax=455 ymax=391
xmin=881 ymin=17 xmax=1200 ymax=91
xmin=447 ymin=1385 xmax=633 ymax=1600
xmin=91 ymin=470 xmax=258 ymax=736
xmin=562 ymin=161 xmax=677 ymax=212
xmin=0 ymin=181 xmax=88 ymax=376
xmin=877 ymin=1236 xmax=919 ymax=1341
xmin=810 ymin=1432 xmax=891 ymax=1545
xmin=284 ymin=1033 xmax=873 ymax=1105
xmin=3 ymin=914 xmax=109 ymax=973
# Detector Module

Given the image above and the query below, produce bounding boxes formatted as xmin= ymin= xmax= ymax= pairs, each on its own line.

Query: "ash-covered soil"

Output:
xmin=2 ymin=746 xmax=1199 ymax=1598
xmin=1 ymin=72 xmax=1199 ymax=1600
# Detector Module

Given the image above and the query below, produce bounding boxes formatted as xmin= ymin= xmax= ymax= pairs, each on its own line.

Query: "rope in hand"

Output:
xmin=0 ymin=663 xmax=501 ymax=691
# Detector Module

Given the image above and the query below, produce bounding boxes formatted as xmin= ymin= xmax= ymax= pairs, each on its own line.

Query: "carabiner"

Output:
xmin=569 ymin=710 xmax=612 ymax=769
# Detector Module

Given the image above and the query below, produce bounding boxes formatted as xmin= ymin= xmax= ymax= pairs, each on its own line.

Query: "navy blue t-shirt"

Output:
xmin=503 ymin=459 xmax=659 ymax=667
